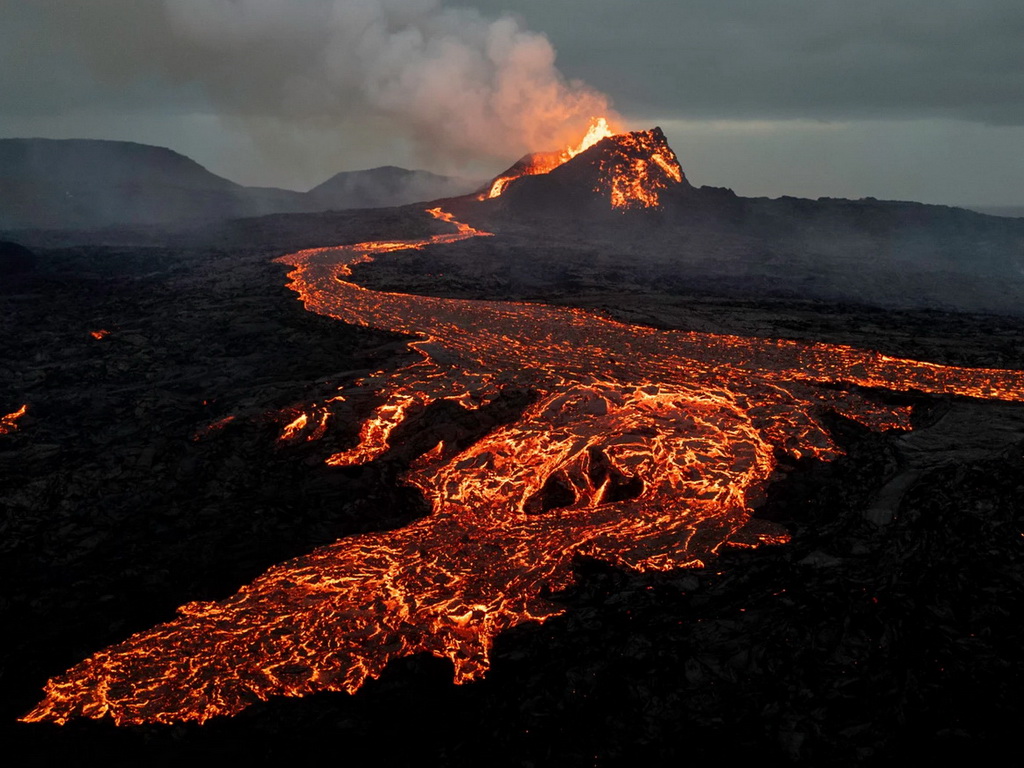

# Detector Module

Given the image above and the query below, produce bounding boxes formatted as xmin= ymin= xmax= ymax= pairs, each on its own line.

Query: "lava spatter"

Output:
xmin=23 ymin=202 xmax=1024 ymax=725
xmin=596 ymin=127 xmax=685 ymax=209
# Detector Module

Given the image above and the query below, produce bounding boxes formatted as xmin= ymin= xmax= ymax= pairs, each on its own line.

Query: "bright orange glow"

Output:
xmin=276 ymin=405 xmax=331 ymax=444
xmin=599 ymin=129 xmax=684 ymax=209
xmin=24 ymin=208 xmax=1024 ymax=726
xmin=1 ymin=404 xmax=28 ymax=435
xmin=89 ymin=330 xmax=111 ymax=340
xmin=485 ymin=116 xmax=616 ymax=199
xmin=280 ymin=412 xmax=308 ymax=440
xmin=574 ymin=116 xmax=615 ymax=155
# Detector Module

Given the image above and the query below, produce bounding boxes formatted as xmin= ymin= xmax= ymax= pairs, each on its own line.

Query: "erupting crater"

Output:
xmin=483 ymin=118 xmax=687 ymax=209
xmin=483 ymin=116 xmax=616 ymax=199
xmin=22 ymin=128 xmax=1024 ymax=727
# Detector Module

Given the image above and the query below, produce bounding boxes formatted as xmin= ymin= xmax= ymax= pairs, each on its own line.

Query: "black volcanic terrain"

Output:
xmin=2 ymin=130 xmax=1023 ymax=765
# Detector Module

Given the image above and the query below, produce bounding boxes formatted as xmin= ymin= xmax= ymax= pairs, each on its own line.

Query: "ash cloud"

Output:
xmin=20 ymin=0 xmax=615 ymax=176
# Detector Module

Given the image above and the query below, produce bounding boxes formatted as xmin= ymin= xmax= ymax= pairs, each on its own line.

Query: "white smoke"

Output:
xmin=47 ymin=0 xmax=617 ymax=177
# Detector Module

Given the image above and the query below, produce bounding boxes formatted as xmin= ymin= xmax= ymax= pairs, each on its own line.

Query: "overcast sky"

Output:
xmin=2 ymin=0 xmax=1022 ymax=205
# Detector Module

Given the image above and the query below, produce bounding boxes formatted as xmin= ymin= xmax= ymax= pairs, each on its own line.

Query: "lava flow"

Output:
xmin=1 ymin=404 xmax=28 ymax=435
xmin=276 ymin=404 xmax=332 ymax=444
xmin=23 ymin=137 xmax=1024 ymax=727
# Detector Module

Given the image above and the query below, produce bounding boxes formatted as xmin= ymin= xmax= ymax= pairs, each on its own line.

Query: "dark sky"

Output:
xmin=2 ymin=0 xmax=1022 ymax=205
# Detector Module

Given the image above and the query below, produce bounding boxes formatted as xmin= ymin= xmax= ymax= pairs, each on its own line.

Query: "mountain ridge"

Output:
xmin=0 ymin=138 xmax=479 ymax=230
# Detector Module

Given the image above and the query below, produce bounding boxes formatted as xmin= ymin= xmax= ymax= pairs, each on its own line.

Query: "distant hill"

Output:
xmin=0 ymin=139 xmax=310 ymax=229
xmin=964 ymin=206 xmax=1024 ymax=219
xmin=0 ymin=139 xmax=477 ymax=230
xmin=308 ymin=166 xmax=478 ymax=210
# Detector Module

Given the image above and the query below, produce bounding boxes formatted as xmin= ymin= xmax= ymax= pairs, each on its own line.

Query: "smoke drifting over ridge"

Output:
xmin=37 ymin=0 xmax=617 ymax=176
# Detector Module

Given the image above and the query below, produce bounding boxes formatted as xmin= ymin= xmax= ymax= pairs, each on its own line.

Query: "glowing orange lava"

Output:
xmin=484 ymin=121 xmax=685 ymax=209
xmin=23 ymin=208 xmax=1024 ymax=726
xmin=485 ymin=117 xmax=615 ymax=199
xmin=598 ymin=129 xmax=685 ymax=209
xmin=1 ymin=404 xmax=28 ymax=435
xmin=89 ymin=330 xmax=111 ymax=340
xmin=276 ymin=404 xmax=332 ymax=444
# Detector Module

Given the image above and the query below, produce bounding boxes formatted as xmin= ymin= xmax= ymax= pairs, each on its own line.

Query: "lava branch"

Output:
xmin=1 ymin=404 xmax=28 ymax=435
xmin=23 ymin=198 xmax=1024 ymax=727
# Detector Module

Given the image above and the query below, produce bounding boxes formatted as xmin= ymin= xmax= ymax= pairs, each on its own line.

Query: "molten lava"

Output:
xmin=276 ymin=404 xmax=332 ymax=444
xmin=484 ymin=119 xmax=685 ymax=209
xmin=89 ymin=330 xmax=111 ymax=340
xmin=597 ymin=128 xmax=685 ymax=209
xmin=1 ymin=404 xmax=28 ymax=435
xmin=23 ymin=200 xmax=1024 ymax=725
xmin=484 ymin=117 xmax=615 ymax=199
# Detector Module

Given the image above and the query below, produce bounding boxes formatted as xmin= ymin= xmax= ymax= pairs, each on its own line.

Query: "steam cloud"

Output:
xmin=46 ymin=0 xmax=616 ymax=173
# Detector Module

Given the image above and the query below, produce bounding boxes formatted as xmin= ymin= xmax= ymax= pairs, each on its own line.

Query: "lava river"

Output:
xmin=24 ymin=208 xmax=1024 ymax=725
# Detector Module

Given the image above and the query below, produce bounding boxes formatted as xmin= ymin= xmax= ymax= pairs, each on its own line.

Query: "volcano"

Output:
xmin=483 ymin=126 xmax=691 ymax=212
xmin=424 ymin=125 xmax=1024 ymax=318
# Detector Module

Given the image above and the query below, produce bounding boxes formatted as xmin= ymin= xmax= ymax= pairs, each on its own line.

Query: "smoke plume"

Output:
xmin=42 ymin=0 xmax=617 ymax=176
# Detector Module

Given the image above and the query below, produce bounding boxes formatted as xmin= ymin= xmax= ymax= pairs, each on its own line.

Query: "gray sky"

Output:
xmin=2 ymin=0 xmax=1022 ymax=205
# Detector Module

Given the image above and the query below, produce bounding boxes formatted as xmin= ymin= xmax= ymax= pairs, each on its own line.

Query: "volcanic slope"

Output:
xmin=420 ymin=128 xmax=1024 ymax=316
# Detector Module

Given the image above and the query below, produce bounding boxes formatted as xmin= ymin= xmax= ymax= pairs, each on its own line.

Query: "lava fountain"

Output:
xmin=23 ymin=129 xmax=1024 ymax=726
xmin=483 ymin=116 xmax=617 ymax=199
